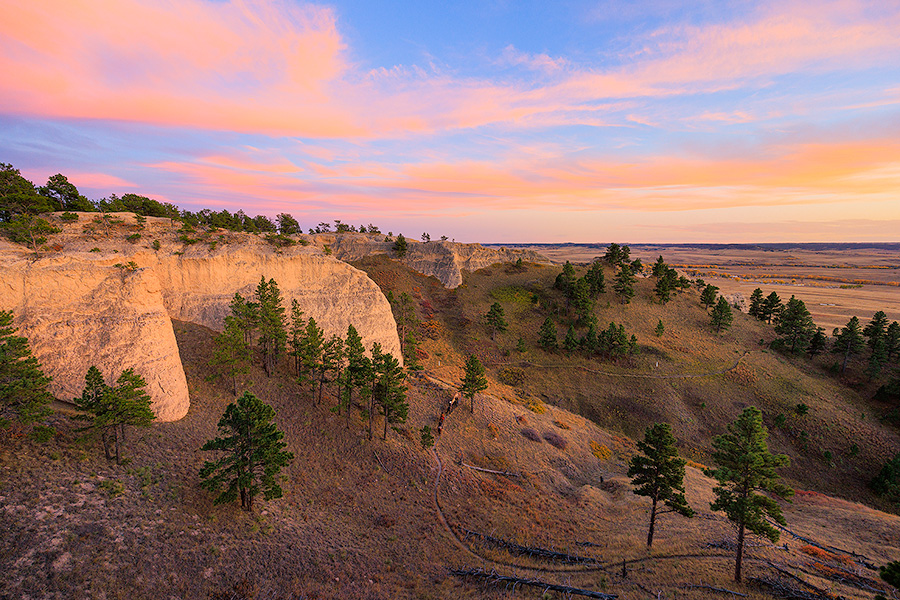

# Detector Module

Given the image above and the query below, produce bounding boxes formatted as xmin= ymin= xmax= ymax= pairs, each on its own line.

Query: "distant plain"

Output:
xmin=499 ymin=243 xmax=900 ymax=334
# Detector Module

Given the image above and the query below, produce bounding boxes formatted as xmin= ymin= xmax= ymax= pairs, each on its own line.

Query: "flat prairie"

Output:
xmin=500 ymin=243 xmax=900 ymax=333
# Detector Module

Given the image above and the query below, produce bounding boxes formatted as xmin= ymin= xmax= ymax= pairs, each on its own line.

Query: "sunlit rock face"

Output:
xmin=0 ymin=216 xmax=400 ymax=421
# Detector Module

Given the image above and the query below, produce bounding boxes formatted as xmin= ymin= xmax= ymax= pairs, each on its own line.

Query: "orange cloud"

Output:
xmin=3 ymin=0 xmax=899 ymax=137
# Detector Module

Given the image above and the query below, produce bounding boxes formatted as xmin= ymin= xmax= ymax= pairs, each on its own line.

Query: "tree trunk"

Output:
xmin=383 ymin=408 xmax=389 ymax=440
xmin=734 ymin=521 xmax=746 ymax=583
xmin=346 ymin=385 xmax=352 ymax=429
xmin=647 ymin=497 xmax=658 ymax=547
xmin=317 ymin=373 xmax=324 ymax=405
xmin=114 ymin=426 xmax=121 ymax=465
xmin=842 ymin=346 xmax=850 ymax=372
xmin=368 ymin=382 xmax=376 ymax=441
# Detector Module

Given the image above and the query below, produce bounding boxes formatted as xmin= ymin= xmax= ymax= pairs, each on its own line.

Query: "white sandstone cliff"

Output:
xmin=0 ymin=214 xmax=400 ymax=422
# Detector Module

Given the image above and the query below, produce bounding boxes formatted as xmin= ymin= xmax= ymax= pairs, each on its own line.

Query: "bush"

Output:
xmin=151 ymin=239 xmax=161 ymax=250
xmin=498 ymin=367 xmax=525 ymax=386
xmin=871 ymin=452 xmax=900 ymax=502
xmin=126 ymin=233 xmax=141 ymax=243
xmin=795 ymin=403 xmax=809 ymax=416
xmin=543 ymin=430 xmax=567 ymax=450
xmin=520 ymin=428 xmax=541 ymax=443
xmin=28 ymin=424 xmax=56 ymax=443
xmin=264 ymin=233 xmax=296 ymax=248
xmin=60 ymin=212 xmax=79 ymax=222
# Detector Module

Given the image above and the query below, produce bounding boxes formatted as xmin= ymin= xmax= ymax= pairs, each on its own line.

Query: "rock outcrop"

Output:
xmin=0 ymin=214 xmax=400 ymax=421
xmin=315 ymin=233 xmax=549 ymax=288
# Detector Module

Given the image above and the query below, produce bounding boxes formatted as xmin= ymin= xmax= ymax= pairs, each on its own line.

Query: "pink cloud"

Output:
xmin=3 ymin=0 xmax=899 ymax=137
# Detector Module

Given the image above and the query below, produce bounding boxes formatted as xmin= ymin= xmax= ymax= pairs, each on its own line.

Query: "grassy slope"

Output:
xmin=1 ymin=252 xmax=898 ymax=600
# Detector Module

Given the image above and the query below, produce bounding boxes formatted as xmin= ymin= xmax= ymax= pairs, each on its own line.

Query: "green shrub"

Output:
xmin=126 ymin=233 xmax=141 ymax=243
xmin=60 ymin=212 xmax=79 ymax=222
xmin=795 ymin=403 xmax=809 ymax=416
xmin=151 ymin=239 xmax=160 ymax=250
xmin=90 ymin=247 xmax=100 ymax=252
xmin=28 ymin=424 xmax=56 ymax=443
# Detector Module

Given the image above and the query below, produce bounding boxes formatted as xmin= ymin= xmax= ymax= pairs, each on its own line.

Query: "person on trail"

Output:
xmin=447 ymin=392 xmax=460 ymax=414
xmin=438 ymin=413 xmax=445 ymax=435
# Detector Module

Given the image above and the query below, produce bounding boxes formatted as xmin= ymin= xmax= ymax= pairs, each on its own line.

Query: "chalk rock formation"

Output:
xmin=0 ymin=215 xmax=400 ymax=421
xmin=0 ymin=251 xmax=189 ymax=422
xmin=316 ymin=234 xmax=549 ymax=288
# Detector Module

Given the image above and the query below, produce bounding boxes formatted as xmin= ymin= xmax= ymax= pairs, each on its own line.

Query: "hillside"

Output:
xmin=1 ymin=241 xmax=899 ymax=600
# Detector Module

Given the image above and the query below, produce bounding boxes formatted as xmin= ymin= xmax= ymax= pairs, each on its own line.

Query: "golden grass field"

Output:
xmin=503 ymin=243 xmax=900 ymax=334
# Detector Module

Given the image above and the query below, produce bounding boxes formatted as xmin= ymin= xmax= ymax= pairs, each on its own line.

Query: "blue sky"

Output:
xmin=2 ymin=0 xmax=899 ymax=242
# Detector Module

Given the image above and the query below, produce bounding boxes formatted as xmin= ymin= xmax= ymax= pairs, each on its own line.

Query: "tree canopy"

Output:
xmin=705 ymin=407 xmax=793 ymax=583
xmin=199 ymin=392 xmax=294 ymax=512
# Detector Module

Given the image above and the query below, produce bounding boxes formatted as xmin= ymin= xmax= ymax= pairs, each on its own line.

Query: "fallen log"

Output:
xmin=682 ymin=583 xmax=747 ymax=597
xmin=460 ymin=462 xmax=520 ymax=477
xmin=451 ymin=567 xmax=617 ymax=599
xmin=766 ymin=520 xmax=876 ymax=570
xmin=461 ymin=528 xmax=597 ymax=564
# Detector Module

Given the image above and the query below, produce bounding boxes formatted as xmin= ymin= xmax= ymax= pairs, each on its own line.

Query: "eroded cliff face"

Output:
xmin=0 ymin=214 xmax=400 ymax=421
xmin=317 ymin=234 xmax=549 ymax=288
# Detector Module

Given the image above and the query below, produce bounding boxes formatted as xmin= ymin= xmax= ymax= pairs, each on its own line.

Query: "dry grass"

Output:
xmin=2 ymin=250 xmax=899 ymax=599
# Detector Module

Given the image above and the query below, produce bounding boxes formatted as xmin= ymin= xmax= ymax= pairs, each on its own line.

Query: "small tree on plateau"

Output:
xmin=392 ymin=233 xmax=408 ymax=258
xmin=711 ymin=296 xmax=734 ymax=334
xmin=627 ymin=423 xmax=694 ymax=548
xmin=705 ymin=407 xmax=793 ymax=583
xmin=700 ymin=284 xmax=720 ymax=312
xmin=833 ymin=316 xmax=865 ymax=373
xmin=485 ymin=302 xmax=508 ymax=341
xmin=0 ymin=310 xmax=53 ymax=427
xmin=460 ymin=354 xmax=488 ymax=413
xmin=199 ymin=391 xmax=294 ymax=512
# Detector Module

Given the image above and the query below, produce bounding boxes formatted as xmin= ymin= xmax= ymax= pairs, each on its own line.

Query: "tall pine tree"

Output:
xmin=705 ymin=407 xmax=793 ymax=583
xmin=628 ymin=423 xmax=694 ymax=547
xmin=0 ymin=310 xmax=52 ymax=427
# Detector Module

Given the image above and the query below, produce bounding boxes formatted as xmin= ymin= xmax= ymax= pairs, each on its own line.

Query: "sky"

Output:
xmin=1 ymin=0 xmax=899 ymax=243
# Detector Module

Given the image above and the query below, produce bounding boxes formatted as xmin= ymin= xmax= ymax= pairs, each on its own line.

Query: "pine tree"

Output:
xmin=342 ymin=324 xmax=370 ymax=427
xmin=654 ymin=320 xmax=665 ymax=337
xmin=570 ymin=277 xmax=594 ymax=324
xmin=711 ymin=296 xmax=734 ymax=334
xmin=613 ymin=264 xmax=636 ymax=304
xmin=868 ymin=337 xmax=888 ymax=380
xmin=374 ymin=351 xmax=407 ymax=440
xmin=229 ymin=292 xmax=258 ymax=347
xmin=603 ymin=243 xmax=623 ymax=266
xmin=885 ymin=321 xmax=900 ymax=361
xmin=651 ymin=255 xmax=667 ymax=278
xmin=319 ymin=334 xmax=344 ymax=405
xmin=0 ymin=310 xmax=53 ymax=427
xmin=833 ymin=316 xmax=865 ymax=372
xmin=563 ymin=325 xmax=579 ymax=354
xmin=255 ymin=277 xmax=287 ymax=377
xmin=628 ymin=423 xmax=694 ymax=547
xmin=199 ymin=391 xmax=294 ymax=512
xmin=585 ymin=261 xmax=606 ymax=295
xmin=74 ymin=367 xmax=155 ymax=464
xmin=700 ymin=284 xmax=720 ymax=312
xmin=761 ymin=291 xmax=782 ymax=324
xmin=392 ymin=233 xmax=408 ymax=258
xmin=538 ymin=317 xmax=557 ymax=351
xmin=460 ymin=354 xmax=488 ymax=413
xmin=287 ymin=300 xmax=306 ymax=379
xmin=774 ymin=296 xmax=816 ymax=354
xmin=515 ymin=337 xmax=527 ymax=353
xmin=300 ymin=317 xmax=324 ymax=394
xmin=864 ymin=311 xmax=890 ymax=351
xmin=705 ymin=407 xmax=793 ymax=583
xmin=748 ymin=288 xmax=764 ymax=319
xmin=366 ymin=343 xmax=383 ymax=440
xmin=554 ymin=261 xmax=577 ymax=297
xmin=654 ymin=275 xmax=674 ymax=304
xmin=485 ymin=302 xmax=508 ymax=341
xmin=210 ymin=315 xmax=252 ymax=395
xmin=807 ymin=327 xmax=827 ymax=357
xmin=870 ymin=452 xmax=900 ymax=503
